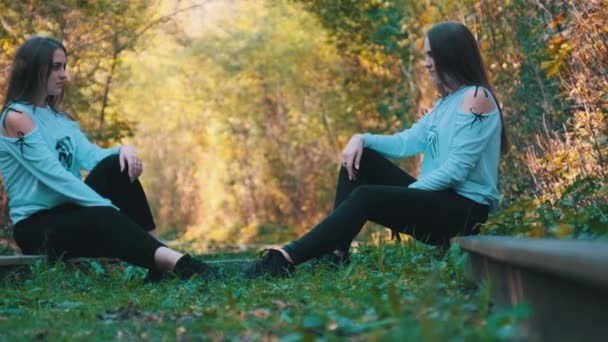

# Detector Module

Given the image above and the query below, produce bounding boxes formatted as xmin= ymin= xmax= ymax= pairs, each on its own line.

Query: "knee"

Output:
xmin=96 ymin=154 xmax=121 ymax=172
xmin=361 ymin=147 xmax=383 ymax=160
xmin=100 ymin=153 xmax=120 ymax=166
xmin=95 ymin=154 xmax=129 ymax=179
xmin=360 ymin=148 xmax=386 ymax=168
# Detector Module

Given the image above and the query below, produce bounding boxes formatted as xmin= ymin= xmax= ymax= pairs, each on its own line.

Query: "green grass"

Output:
xmin=0 ymin=242 xmax=527 ymax=341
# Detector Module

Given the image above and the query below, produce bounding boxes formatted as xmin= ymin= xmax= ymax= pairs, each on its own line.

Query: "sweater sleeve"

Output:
xmin=409 ymin=110 xmax=500 ymax=191
xmin=69 ymin=121 xmax=120 ymax=171
xmin=1 ymin=127 xmax=117 ymax=209
xmin=362 ymin=112 xmax=432 ymax=158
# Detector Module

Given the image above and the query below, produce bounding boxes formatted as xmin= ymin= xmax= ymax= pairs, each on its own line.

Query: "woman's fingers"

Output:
xmin=354 ymin=147 xmax=362 ymax=171
xmin=346 ymin=156 xmax=355 ymax=180
xmin=343 ymin=151 xmax=359 ymax=180
xmin=119 ymin=154 xmax=126 ymax=172
xmin=128 ymin=159 xmax=143 ymax=182
xmin=131 ymin=161 xmax=137 ymax=181
xmin=120 ymin=145 xmax=144 ymax=182
xmin=133 ymin=161 xmax=143 ymax=178
xmin=351 ymin=150 xmax=362 ymax=180
xmin=342 ymin=134 xmax=364 ymax=181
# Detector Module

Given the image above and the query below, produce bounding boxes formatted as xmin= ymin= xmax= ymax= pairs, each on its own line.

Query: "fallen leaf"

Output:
xmin=143 ymin=314 xmax=162 ymax=322
xmin=241 ymin=308 xmax=270 ymax=319
xmin=271 ymin=300 xmax=296 ymax=310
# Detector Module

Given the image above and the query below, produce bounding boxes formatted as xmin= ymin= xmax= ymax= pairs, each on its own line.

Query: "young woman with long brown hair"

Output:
xmin=0 ymin=36 xmax=219 ymax=281
xmin=246 ymin=21 xmax=508 ymax=277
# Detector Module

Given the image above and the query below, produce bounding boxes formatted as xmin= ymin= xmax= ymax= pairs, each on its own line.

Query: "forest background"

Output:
xmin=0 ymin=0 xmax=606 ymax=250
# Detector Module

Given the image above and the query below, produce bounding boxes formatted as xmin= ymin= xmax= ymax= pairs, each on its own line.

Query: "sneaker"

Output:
xmin=309 ymin=251 xmax=351 ymax=268
xmin=173 ymin=254 xmax=223 ymax=280
xmin=243 ymin=249 xmax=295 ymax=279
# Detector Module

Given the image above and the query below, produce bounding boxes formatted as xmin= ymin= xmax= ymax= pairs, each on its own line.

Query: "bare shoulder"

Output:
xmin=459 ymin=86 xmax=496 ymax=114
xmin=2 ymin=109 xmax=35 ymax=138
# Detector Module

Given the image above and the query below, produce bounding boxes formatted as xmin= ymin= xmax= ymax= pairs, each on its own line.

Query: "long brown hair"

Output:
xmin=427 ymin=21 xmax=509 ymax=155
xmin=2 ymin=36 xmax=67 ymax=112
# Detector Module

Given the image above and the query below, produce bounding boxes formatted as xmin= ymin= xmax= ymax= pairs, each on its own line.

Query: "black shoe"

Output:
xmin=309 ymin=251 xmax=351 ymax=268
xmin=174 ymin=254 xmax=223 ymax=280
xmin=243 ymin=249 xmax=295 ymax=279
xmin=144 ymin=268 xmax=175 ymax=283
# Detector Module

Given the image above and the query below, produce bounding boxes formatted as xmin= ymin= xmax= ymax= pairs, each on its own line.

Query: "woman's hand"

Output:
xmin=119 ymin=145 xmax=143 ymax=182
xmin=341 ymin=134 xmax=364 ymax=180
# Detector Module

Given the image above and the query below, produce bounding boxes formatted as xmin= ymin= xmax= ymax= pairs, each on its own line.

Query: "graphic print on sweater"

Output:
xmin=55 ymin=136 xmax=74 ymax=170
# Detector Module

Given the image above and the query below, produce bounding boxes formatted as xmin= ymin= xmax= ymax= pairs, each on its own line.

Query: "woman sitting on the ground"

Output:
xmin=0 ymin=36 xmax=218 ymax=281
xmin=246 ymin=21 xmax=509 ymax=277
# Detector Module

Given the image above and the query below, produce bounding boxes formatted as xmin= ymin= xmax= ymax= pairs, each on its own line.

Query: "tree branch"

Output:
xmin=0 ymin=15 xmax=17 ymax=36
xmin=70 ymin=2 xmax=206 ymax=53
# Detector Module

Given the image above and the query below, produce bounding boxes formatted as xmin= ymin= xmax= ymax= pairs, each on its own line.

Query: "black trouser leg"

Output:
xmin=332 ymin=148 xmax=416 ymax=251
xmin=13 ymin=154 xmax=163 ymax=270
xmin=333 ymin=149 xmax=416 ymax=208
xmin=283 ymin=149 xmax=488 ymax=264
xmin=14 ymin=206 xmax=164 ymax=270
xmin=84 ymin=154 xmax=155 ymax=231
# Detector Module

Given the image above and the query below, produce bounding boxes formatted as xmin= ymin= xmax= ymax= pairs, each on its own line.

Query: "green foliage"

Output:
xmin=295 ymin=0 xmax=415 ymax=130
xmin=484 ymin=176 xmax=608 ymax=238
xmin=115 ymin=1 xmax=354 ymax=232
xmin=0 ymin=224 xmax=15 ymax=255
xmin=0 ymin=243 xmax=527 ymax=340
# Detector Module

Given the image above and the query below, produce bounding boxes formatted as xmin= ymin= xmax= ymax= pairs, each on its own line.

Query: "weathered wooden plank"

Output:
xmin=452 ymin=236 xmax=608 ymax=342
xmin=0 ymin=255 xmax=44 ymax=266
xmin=453 ymin=236 xmax=608 ymax=288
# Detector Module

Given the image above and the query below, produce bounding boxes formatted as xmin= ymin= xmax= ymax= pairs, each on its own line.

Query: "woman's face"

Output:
xmin=423 ymin=37 xmax=439 ymax=86
xmin=46 ymin=48 xmax=67 ymax=97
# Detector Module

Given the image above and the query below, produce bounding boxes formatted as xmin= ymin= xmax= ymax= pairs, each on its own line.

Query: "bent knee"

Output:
xmin=360 ymin=148 xmax=388 ymax=166
xmin=362 ymin=148 xmax=382 ymax=159
xmin=96 ymin=154 xmax=121 ymax=170
xmin=90 ymin=154 xmax=129 ymax=181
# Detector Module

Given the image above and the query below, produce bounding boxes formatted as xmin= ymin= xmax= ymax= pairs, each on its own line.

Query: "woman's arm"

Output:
xmin=362 ymin=109 xmax=433 ymax=158
xmin=2 ymin=110 xmax=117 ymax=208
xmin=409 ymin=89 xmax=499 ymax=190
xmin=70 ymin=120 xmax=120 ymax=171
xmin=70 ymin=121 xmax=142 ymax=181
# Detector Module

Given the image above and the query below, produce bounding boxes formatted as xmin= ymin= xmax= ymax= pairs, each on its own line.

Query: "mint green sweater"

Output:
xmin=363 ymin=86 xmax=502 ymax=209
xmin=0 ymin=102 xmax=120 ymax=224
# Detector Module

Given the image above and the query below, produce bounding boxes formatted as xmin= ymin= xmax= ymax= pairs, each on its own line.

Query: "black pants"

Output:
xmin=13 ymin=155 xmax=164 ymax=271
xmin=283 ymin=149 xmax=489 ymax=264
